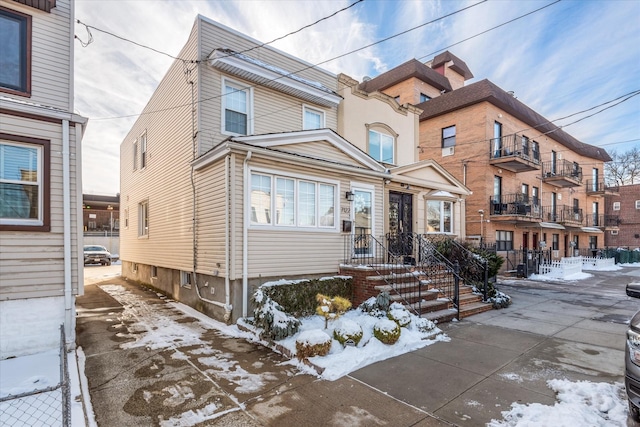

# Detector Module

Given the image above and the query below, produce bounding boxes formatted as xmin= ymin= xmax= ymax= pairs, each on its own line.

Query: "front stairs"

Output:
xmin=341 ymin=264 xmax=494 ymax=324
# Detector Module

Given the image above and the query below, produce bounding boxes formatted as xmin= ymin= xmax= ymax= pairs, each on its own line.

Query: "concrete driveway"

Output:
xmin=78 ymin=265 xmax=640 ymax=426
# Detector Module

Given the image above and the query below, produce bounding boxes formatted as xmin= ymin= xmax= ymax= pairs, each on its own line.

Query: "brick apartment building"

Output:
xmin=82 ymin=194 xmax=120 ymax=234
xmin=605 ymin=184 xmax=640 ymax=249
xmin=360 ymin=52 xmax=617 ymax=260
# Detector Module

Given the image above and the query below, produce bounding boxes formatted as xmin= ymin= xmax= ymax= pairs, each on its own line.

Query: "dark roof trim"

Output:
xmin=359 ymin=59 xmax=452 ymax=94
xmin=11 ymin=0 xmax=55 ymax=12
xmin=430 ymin=51 xmax=473 ymax=79
xmin=418 ymin=79 xmax=611 ymax=162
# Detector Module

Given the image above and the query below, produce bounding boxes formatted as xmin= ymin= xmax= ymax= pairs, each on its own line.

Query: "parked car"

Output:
xmin=627 ymin=282 xmax=640 ymax=299
xmin=627 ymin=309 xmax=640 ymax=422
xmin=83 ymin=245 xmax=112 ymax=266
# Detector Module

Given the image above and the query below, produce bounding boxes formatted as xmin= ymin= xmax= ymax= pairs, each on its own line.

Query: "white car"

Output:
xmin=83 ymin=245 xmax=112 ymax=266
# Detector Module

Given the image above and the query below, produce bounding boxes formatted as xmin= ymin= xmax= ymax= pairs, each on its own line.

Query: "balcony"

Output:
xmin=544 ymin=205 xmax=583 ymax=228
xmin=542 ymin=159 xmax=583 ymax=188
xmin=489 ymin=194 xmax=542 ymax=223
xmin=488 ymin=134 xmax=541 ymax=172
xmin=586 ymin=213 xmax=620 ymax=230
xmin=585 ymin=180 xmax=620 ymax=196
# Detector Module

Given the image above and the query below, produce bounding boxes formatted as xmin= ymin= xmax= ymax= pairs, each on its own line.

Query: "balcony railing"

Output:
xmin=489 ymin=193 xmax=542 ymax=219
xmin=488 ymin=134 xmax=541 ymax=172
xmin=542 ymin=159 xmax=583 ymax=187
xmin=586 ymin=214 xmax=620 ymax=228
xmin=542 ymin=205 xmax=583 ymax=225
xmin=585 ymin=179 xmax=620 ymax=195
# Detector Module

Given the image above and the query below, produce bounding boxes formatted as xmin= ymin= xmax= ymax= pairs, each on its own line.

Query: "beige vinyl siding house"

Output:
xmin=0 ymin=0 xmax=87 ymax=359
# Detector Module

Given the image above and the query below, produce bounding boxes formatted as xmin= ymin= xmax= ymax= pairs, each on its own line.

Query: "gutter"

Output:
xmin=62 ymin=120 xmax=73 ymax=349
xmin=242 ymin=151 xmax=252 ymax=317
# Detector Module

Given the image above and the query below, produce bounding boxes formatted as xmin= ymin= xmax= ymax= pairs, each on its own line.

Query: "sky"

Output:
xmin=73 ymin=0 xmax=640 ymax=196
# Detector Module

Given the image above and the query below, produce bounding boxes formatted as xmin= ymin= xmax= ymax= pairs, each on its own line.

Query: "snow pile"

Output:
xmin=488 ymin=379 xmax=628 ymax=426
xmin=0 ymin=349 xmax=59 ymax=398
xmin=296 ymin=329 xmax=331 ymax=346
xmin=529 ymin=271 xmax=593 ymax=282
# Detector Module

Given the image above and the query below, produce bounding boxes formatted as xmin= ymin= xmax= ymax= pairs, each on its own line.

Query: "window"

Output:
xmin=250 ymin=172 xmax=336 ymax=229
xmin=151 ymin=266 xmax=158 ymax=278
xmin=140 ymin=132 xmax=147 ymax=168
xmin=613 ymin=202 xmax=620 ymax=211
xmin=180 ymin=271 xmax=192 ymax=288
xmin=0 ymin=7 xmax=31 ymax=95
xmin=368 ymin=129 xmax=394 ymax=163
xmin=550 ymin=192 xmax=557 ymax=221
xmin=611 ymin=230 xmax=618 ymax=236
xmin=552 ymin=234 xmax=559 ymax=250
xmin=589 ymin=236 xmax=597 ymax=249
xmin=532 ymin=141 xmax=540 ymax=162
xmin=426 ymin=200 xmax=453 ymax=233
xmin=0 ymin=136 xmax=49 ymax=230
xmin=442 ymin=126 xmax=456 ymax=148
xmin=124 ymin=208 xmax=129 ymax=228
xmin=495 ymin=230 xmax=513 ymax=251
xmin=133 ymin=139 xmax=138 ymax=171
xmin=592 ymin=168 xmax=599 ymax=191
xmin=138 ymin=200 xmax=148 ymax=237
xmin=303 ymin=106 xmax=324 ymax=130
xmin=419 ymin=93 xmax=431 ymax=103
xmin=223 ymin=79 xmax=251 ymax=135
xmin=520 ymin=135 xmax=529 ymax=156
xmin=521 ymin=184 xmax=529 ymax=202
xmin=532 ymin=186 xmax=539 ymax=206
xmin=636 ymin=200 xmax=640 ymax=209
xmin=493 ymin=176 xmax=502 ymax=202
xmin=551 ymin=150 xmax=557 ymax=174
xmin=592 ymin=201 xmax=599 ymax=226
xmin=492 ymin=122 xmax=502 ymax=157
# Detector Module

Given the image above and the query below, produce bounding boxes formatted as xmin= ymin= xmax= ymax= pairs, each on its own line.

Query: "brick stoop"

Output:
xmin=340 ymin=264 xmax=494 ymax=325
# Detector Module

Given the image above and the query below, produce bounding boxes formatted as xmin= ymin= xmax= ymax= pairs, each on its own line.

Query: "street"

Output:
xmin=79 ymin=264 xmax=640 ymax=426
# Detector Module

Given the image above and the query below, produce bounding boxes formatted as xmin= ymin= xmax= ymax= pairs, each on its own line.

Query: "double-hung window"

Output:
xmin=303 ymin=106 xmax=324 ymax=130
xmin=140 ymin=132 xmax=147 ymax=169
xmin=250 ymin=172 xmax=336 ymax=229
xmin=0 ymin=7 xmax=31 ymax=95
xmin=442 ymin=125 xmax=456 ymax=148
xmin=223 ymin=79 xmax=251 ymax=135
xmin=496 ymin=230 xmax=513 ymax=251
xmin=368 ymin=129 xmax=394 ymax=164
xmin=138 ymin=200 xmax=149 ymax=237
xmin=0 ymin=137 xmax=47 ymax=228
xmin=133 ymin=140 xmax=138 ymax=171
xmin=426 ymin=200 xmax=453 ymax=233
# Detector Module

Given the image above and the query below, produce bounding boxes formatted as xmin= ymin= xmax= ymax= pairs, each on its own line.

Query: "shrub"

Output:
xmin=358 ymin=292 xmax=391 ymax=317
xmin=373 ymin=318 xmax=401 ymax=345
xmin=333 ymin=319 xmax=363 ymax=346
xmin=295 ymin=329 xmax=332 ymax=359
xmin=387 ymin=302 xmax=411 ymax=327
xmin=412 ymin=317 xmax=436 ymax=333
xmin=259 ymin=277 xmax=353 ymax=317
xmin=252 ymin=289 xmax=301 ymax=341
xmin=316 ymin=294 xmax=352 ymax=329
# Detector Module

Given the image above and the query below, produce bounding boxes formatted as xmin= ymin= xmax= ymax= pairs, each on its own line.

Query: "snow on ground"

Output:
xmin=488 ymin=379 xmax=628 ymax=426
xmin=529 ymin=271 xmax=593 ymax=282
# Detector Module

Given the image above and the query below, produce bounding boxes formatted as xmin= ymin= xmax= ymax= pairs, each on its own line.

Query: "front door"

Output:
xmin=388 ymin=191 xmax=413 ymax=256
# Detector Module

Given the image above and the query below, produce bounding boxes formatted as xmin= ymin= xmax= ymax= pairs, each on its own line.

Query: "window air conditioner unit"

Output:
xmin=442 ymin=146 xmax=454 ymax=156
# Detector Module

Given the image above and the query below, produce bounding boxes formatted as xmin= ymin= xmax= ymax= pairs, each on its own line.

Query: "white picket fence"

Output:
xmin=538 ymin=256 xmax=583 ymax=279
xmin=581 ymin=256 xmax=615 ymax=270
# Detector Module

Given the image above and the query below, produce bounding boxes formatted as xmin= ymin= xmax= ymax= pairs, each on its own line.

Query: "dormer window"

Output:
xmin=419 ymin=93 xmax=431 ymax=103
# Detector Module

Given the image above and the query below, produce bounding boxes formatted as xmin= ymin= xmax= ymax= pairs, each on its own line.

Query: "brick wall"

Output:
xmin=605 ymin=184 xmax=640 ymax=248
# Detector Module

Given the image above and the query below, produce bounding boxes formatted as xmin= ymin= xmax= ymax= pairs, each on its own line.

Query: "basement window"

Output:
xmin=180 ymin=271 xmax=192 ymax=289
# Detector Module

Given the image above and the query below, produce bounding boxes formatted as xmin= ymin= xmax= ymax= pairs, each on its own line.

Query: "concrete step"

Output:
xmin=407 ymin=298 xmax=449 ymax=314
xmin=459 ymin=301 xmax=494 ymax=318
xmin=459 ymin=292 xmax=483 ymax=306
xmin=389 ymin=289 xmax=439 ymax=303
xmin=374 ymin=280 xmax=430 ymax=293
xmin=421 ymin=308 xmax=458 ymax=324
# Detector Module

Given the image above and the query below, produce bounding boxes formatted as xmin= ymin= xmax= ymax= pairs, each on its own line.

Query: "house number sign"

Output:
xmin=341 ymin=207 xmax=350 ymax=214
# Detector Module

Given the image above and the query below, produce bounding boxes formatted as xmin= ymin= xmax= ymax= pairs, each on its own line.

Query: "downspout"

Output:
xmin=242 ymin=151 xmax=252 ymax=317
xmin=62 ymin=120 xmax=73 ymax=348
xmin=223 ymin=155 xmax=231 ymax=321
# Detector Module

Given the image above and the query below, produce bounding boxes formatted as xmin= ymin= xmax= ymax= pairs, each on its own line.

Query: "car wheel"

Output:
xmin=631 ymin=400 xmax=640 ymax=422
xmin=106 ymin=261 xmax=112 ymax=266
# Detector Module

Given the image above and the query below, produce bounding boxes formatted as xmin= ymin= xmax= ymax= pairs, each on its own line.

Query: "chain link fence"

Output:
xmin=0 ymin=325 xmax=70 ymax=426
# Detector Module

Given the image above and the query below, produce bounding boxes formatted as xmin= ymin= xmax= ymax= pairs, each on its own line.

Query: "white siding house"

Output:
xmin=0 ymin=0 xmax=87 ymax=358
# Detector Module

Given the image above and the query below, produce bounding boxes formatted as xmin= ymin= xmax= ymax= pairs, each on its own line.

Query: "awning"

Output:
xmin=581 ymin=227 xmax=604 ymax=234
xmin=538 ymin=222 xmax=566 ymax=230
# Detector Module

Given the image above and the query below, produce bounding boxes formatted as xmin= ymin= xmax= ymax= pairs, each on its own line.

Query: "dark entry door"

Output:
xmin=388 ymin=192 xmax=413 ymax=257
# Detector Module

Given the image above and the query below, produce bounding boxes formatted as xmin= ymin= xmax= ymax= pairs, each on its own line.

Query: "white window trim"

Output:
xmin=612 ymin=201 xmax=620 ymax=211
xmin=180 ymin=271 xmax=192 ymax=288
xmin=302 ymin=105 xmax=325 ymax=130
xmin=221 ymin=77 xmax=253 ymax=136
xmin=0 ymin=141 xmax=43 ymax=226
xmin=248 ymin=167 xmax=339 ymax=232
xmin=636 ymin=200 xmax=640 ymax=209
xmin=140 ymin=131 xmax=147 ymax=169
xmin=350 ymin=183 xmax=376 ymax=258
xmin=138 ymin=199 xmax=149 ymax=238
xmin=610 ymin=230 xmax=618 ymax=236
xmin=425 ymin=200 xmax=454 ymax=234
xmin=133 ymin=139 xmax=138 ymax=171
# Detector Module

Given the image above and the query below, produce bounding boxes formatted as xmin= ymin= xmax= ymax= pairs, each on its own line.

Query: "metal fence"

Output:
xmin=0 ymin=325 xmax=70 ymax=426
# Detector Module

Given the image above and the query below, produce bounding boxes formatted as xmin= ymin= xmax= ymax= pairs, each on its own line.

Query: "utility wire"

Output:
xmin=417 ymin=0 xmax=562 ymax=61
xmin=89 ymin=0 xmax=487 ymax=121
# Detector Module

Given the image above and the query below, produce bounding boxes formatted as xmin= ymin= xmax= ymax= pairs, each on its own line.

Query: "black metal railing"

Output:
xmin=343 ymin=234 xmax=424 ymax=315
xmin=542 ymin=159 xmax=583 ymax=182
xmin=489 ymin=194 xmax=542 ymax=219
xmin=559 ymin=205 xmax=584 ymax=224
xmin=586 ymin=213 xmax=620 ymax=228
xmin=489 ymin=134 xmax=541 ymax=164
xmin=585 ymin=179 xmax=619 ymax=194
xmin=421 ymin=234 xmax=490 ymax=301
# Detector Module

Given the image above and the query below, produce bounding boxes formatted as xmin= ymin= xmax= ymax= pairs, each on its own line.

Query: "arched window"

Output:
xmin=366 ymin=123 xmax=397 ymax=164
